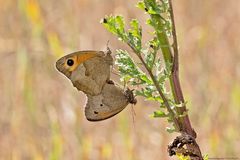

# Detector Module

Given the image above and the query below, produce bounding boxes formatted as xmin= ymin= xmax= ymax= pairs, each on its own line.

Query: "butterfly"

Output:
xmin=85 ymin=82 xmax=136 ymax=121
xmin=56 ymin=49 xmax=136 ymax=121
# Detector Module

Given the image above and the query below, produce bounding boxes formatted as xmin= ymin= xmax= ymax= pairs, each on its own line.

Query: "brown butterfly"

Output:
xmin=85 ymin=82 xmax=136 ymax=121
xmin=56 ymin=49 xmax=136 ymax=121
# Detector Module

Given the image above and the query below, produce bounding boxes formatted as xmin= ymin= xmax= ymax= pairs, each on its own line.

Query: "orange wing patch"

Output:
xmin=64 ymin=52 xmax=98 ymax=72
xmin=77 ymin=52 xmax=97 ymax=65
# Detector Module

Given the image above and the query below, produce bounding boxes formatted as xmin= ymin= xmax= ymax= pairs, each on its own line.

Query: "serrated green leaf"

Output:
xmin=130 ymin=19 xmax=141 ymax=38
xmin=142 ymin=47 xmax=156 ymax=70
xmin=149 ymin=36 xmax=161 ymax=50
xmin=146 ymin=18 xmax=152 ymax=25
xmin=135 ymin=85 xmax=158 ymax=99
xmin=139 ymin=74 xmax=152 ymax=84
xmin=143 ymin=0 xmax=163 ymax=15
xmin=127 ymin=19 xmax=142 ymax=53
xmin=101 ymin=15 xmax=128 ymax=42
xmin=115 ymin=15 xmax=125 ymax=33
xmin=148 ymin=8 xmax=157 ymax=14
xmin=152 ymin=110 xmax=168 ymax=118
xmin=116 ymin=50 xmax=139 ymax=73
xmin=116 ymin=49 xmax=152 ymax=86
xmin=146 ymin=97 xmax=156 ymax=101
xmin=102 ymin=17 xmax=118 ymax=34
xmin=136 ymin=1 xmax=145 ymax=10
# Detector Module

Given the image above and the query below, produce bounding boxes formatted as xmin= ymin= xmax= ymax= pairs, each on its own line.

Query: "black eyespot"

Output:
xmin=94 ymin=111 xmax=98 ymax=114
xmin=100 ymin=104 xmax=103 ymax=106
xmin=67 ymin=59 xmax=74 ymax=66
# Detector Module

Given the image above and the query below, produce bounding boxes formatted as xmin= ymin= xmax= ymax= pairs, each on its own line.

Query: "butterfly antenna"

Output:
xmin=131 ymin=104 xmax=136 ymax=116
xmin=106 ymin=40 xmax=110 ymax=47
xmin=106 ymin=40 xmax=111 ymax=54
xmin=131 ymin=104 xmax=136 ymax=126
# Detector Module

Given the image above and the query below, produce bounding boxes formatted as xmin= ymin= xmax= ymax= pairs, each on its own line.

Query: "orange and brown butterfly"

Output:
xmin=56 ymin=49 xmax=137 ymax=121
xmin=56 ymin=50 xmax=113 ymax=96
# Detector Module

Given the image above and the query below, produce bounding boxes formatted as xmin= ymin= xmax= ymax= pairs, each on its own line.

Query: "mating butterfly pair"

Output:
xmin=56 ymin=49 xmax=136 ymax=121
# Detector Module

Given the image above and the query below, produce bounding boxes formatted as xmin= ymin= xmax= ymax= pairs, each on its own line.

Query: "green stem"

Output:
xmin=150 ymin=4 xmax=196 ymax=137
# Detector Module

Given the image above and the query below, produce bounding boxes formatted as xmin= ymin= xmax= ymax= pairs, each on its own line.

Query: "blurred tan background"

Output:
xmin=0 ymin=0 xmax=240 ymax=159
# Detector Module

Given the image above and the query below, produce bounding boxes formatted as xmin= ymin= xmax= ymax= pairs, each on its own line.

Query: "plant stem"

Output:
xmin=168 ymin=0 xmax=195 ymax=137
xmin=168 ymin=0 xmax=203 ymax=159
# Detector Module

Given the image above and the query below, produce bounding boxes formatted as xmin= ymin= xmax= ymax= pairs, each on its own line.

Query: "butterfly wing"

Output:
xmin=56 ymin=50 xmax=113 ymax=95
xmin=70 ymin=64 xmax=102 ymax=95
xmin=56 ymin=51 xmax=99 ymax=77
xmin=85 ymin=83 xmax=129 ymax=121
xmin=78 ymin=55 xmax=111 ymax=95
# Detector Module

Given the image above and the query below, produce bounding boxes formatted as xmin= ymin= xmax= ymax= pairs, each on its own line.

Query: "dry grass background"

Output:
xmin=0 ymin=0 xmax=240 ymax=160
